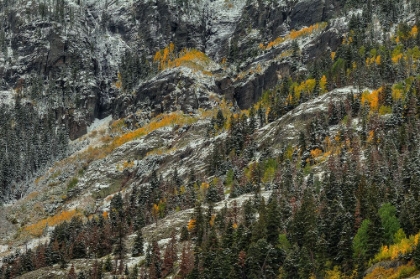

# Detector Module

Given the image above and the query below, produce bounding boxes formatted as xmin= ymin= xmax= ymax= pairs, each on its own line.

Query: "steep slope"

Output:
xmin=3 ymin=0 xmax=420 ymax=279
xmin=0 ymin=0 xmax=344 ymax=201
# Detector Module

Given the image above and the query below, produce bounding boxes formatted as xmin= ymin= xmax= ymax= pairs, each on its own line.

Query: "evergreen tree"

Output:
xmin=104 ymin=256 xmax=113 ymax=272
xmin=378 ymin=203 xmax=401 ymax=245
xmin=68 ymin=264 xmax=77 ymax=279
xmin=132 ymin=230 xmax=144 ymax=257
xmin=149 ymin=240 xmax=162 ymax=279
xmin=266 ymin=196 xmax=282 ymax=246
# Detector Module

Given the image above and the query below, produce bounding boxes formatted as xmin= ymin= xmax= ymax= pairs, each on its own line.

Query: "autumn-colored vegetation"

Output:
xmin=84 ymin=111 xmax=198 ymax=162
xmin=361 ymin=88 xmax=381 ymax=111
xmin=116 ymin=160 xmax=135 ymax=171
xmin=373 ymin=232 xmax=420 ymax=262
xmin=153 ymin=42 xmax=210 ymax=72
xmin=259 ymin=22 xmax=328 ymax=50
xmin=23 ymin=209 xmax=82 ymax=237
xmin=364 ymin=261 xmax=417 ymax=279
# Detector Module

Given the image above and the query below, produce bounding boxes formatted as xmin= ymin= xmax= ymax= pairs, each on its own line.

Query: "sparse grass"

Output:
xmin=34 ymin=176 xmax=42 ymax=185
xmin=94 ymin=180 xmax=122 ymax=200
xmin=89 ymin=130 xmax=98 ymax=138
xmin=47 ymin=181 xmax=60 ymax=188
xmin=83 ymin=111 xmax=199 ymax=164
xmin=26 ymin=191 xmax=39 ymax=201
xmin=50 ymin=170 xmax=61 ymax=180
xmin=67 ymin=177 xmax=79 ymax=190
xmin=116 ymin=160 xmax=135 ymax=171
xmin=110 ymin=118 xmax=126 ymax=134
xmin=78 ymin=168 xmax=86 ymax=177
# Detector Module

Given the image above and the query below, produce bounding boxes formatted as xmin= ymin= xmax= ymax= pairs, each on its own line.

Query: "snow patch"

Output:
xmin=0 ymin=91 xmax=14 ymax=105
xmin=0 ymin=245 xmax=8 ymax=254
xmin=88 ymin=115 xmax=113 ymax=133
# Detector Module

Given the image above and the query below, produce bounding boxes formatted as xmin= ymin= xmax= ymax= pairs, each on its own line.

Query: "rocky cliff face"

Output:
xmin=0 ymin=0 xmax=345 ymax=263
xmin=0 ymin=0 xmax=347 ymax=201
xmin=1 ymin=0 xmax=344 ymax=131
xmin=0 ymin=0 xmax=348 ymax=225
xmin=4 ymin=0 xmax=420 ymax=278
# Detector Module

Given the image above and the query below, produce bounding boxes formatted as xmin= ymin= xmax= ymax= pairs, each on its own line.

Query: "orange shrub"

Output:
xmin=187 ymin=219 xmax=196 ymax=231
xmin=260 ymin=22 xmax=327 ymax=50
xmin=24 ymin=209 xmax=81 ymax=237
xmin=310 ymin=148 xmax=323 ymax=158
xmin=154 ymin=43 xmax=209 ymax=71
xmin=86 ymin=111 xmax=198 ymax=163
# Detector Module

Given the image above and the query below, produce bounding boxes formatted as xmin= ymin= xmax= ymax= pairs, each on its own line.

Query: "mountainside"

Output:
xmin=2 ymin=0 xmax=420 ymax=278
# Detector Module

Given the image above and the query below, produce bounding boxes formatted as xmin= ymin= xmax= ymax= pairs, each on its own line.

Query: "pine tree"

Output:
xmin=378 ymin=203 xmax=401 ymax=245
xmin=162 ymin=232 xmax=177 ymax=277
xmin=206 ymin=183 xmax=221 ymax=204
xmin=414 ymin=240 xmax=420 ymax=268
xmin=251 ymin=198 xmax=267 ymax=242
xmin=104 ymin=255 xmax=113 ymax=272
xmin=72 ymin=235 xmax=87 ymax=259
xmin=266 ymin=196 xmax=282 ymax=246
xmin=149 ymin=240 xmax=162 ymax=279
xmin=178 ymin=243 xmax=194 ymax=279
xmin=129 ymin=264 xmax=139 ymax=279
xmin=132 ymin=230 xmax=144 ymax=257
xmin=180 ymin=226 xmax=189 ymax=241
xmin=68 ymin=264 xmax=77 ymax=279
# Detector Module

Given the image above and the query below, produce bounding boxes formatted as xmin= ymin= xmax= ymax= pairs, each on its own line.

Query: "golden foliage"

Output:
xmin=367 ymin=130 xmax=375 ymax=143
xmin=260 ymin=22 xmax=327 ymax=50
xmin=364 ymin=261 xmax=416 ymax=279
xmin=392 ymin=53 xmax=403 ymax=64
xmin=153 ymin=43 xmax=210 ymax=71
xmin=201 ymin=182 xmax=209 ymax=189
xmin=209 ymin=214 xmax=216 ymax=227
xmin=379 ymin=105 xmax=392 ymax=115
xmin=289 ymin=22 xmax=327 ymax=39
xmin=24 ymin=209 xmax=81 ymax=237
xmin=366 ymin=55 xmax=381 ymax=66
xmin=373 ymin=232 xmax=420 ymax=262
xmin=325 ymin=266 xmax=342 ymax=279
xmin=411 ymin=25 xmax=418 ymax=38
xmin=392 ymin=84 xmax=404 ymax=100
xmin=85 ymin=111 xmax=198 ymax=163
xmin=320 ymin=75 xmax=328 ymax=94
xmin=361 ymin=88 xmax=382 ymax=111
xmin=152 ymin=203 xmax=159 ymax=219
xmin=293 ymin=79 xmax=317 ymax=99
xmin=310 ymin=148 xmax=323 ymax=158
xmin=235 ymin=62 xmax=264 ymax=81
xmin=325 ymin=266 xmax=357 ymax=279
xmin=187 ymin=219 xmax=196 ymax=231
